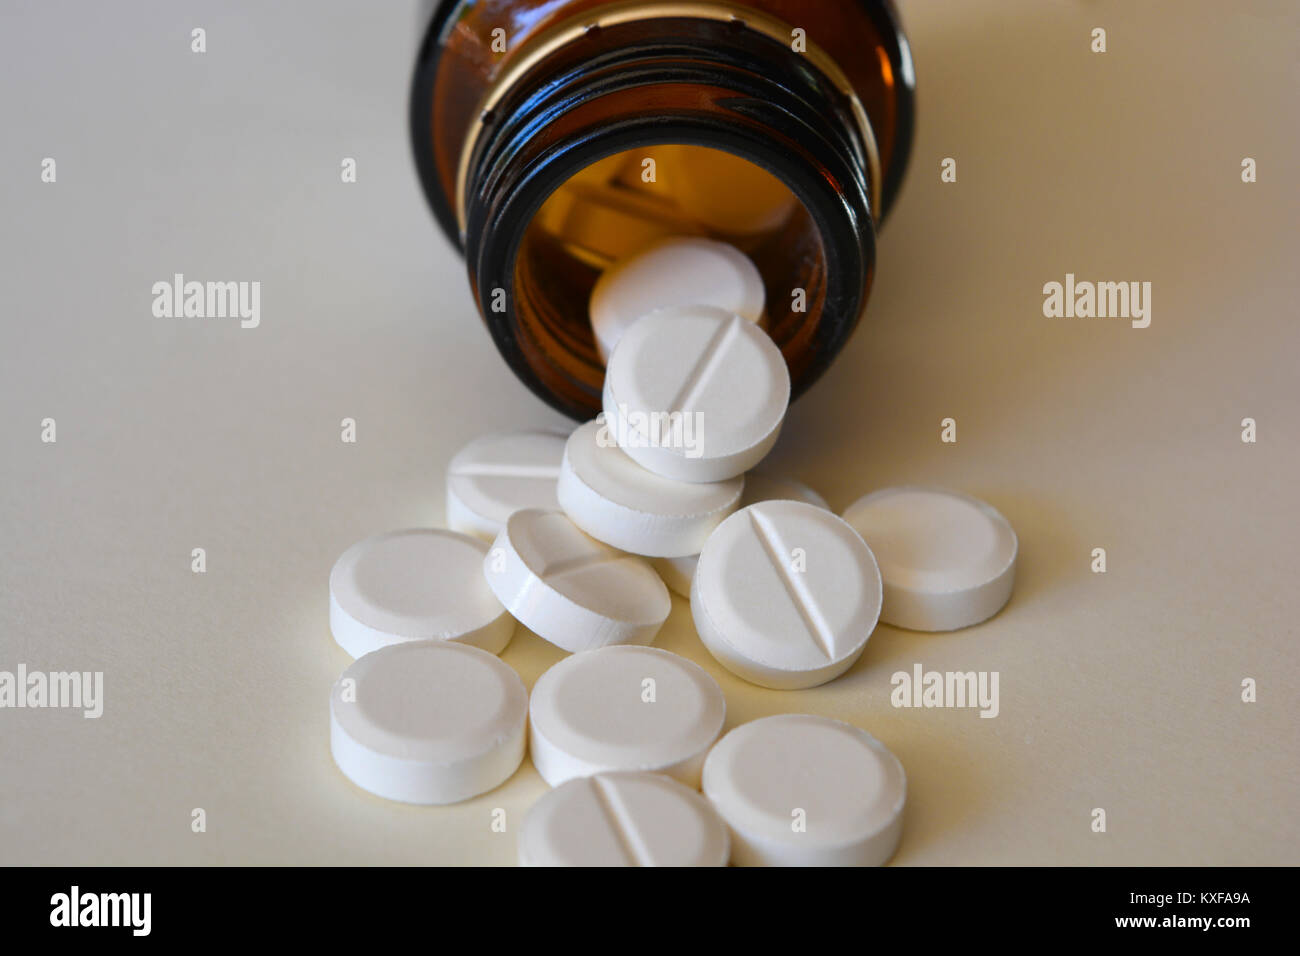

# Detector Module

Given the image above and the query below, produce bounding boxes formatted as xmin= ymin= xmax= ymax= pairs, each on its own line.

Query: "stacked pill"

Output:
xmin=325 ymin=237 xmax=1018 ymax=866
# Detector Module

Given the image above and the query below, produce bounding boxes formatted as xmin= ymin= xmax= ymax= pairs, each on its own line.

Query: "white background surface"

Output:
xmin=1 ymin=0 xmax=1297 ymax=864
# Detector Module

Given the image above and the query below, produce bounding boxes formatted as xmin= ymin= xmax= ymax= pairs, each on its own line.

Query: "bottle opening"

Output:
xmin=514 ymin=144 xmax=830 ymax=406
xmin=412 ymin=1 xmax=915 ymax=420
xmin=452 ymin=13 xmax=885 ymax=419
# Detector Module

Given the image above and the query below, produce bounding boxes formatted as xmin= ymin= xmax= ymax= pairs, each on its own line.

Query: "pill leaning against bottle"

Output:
xmin=329 ymin=640 xmax=528 ymax=805
xmin=702 ymin=714 xmax=906 ymax=867
xmin=518 ymin=771 xmax=731 ymax=867
xmin=528 ymin=645 xmax=726 ymax=788
xmin=691 ymin=500 xmax=882 ymax=690
xmin=840 ymin=486 xmax=1017 ymax=632
xmin=602 ymin=304 xmax=789 ymax=483
xmin=445 ymin=429 xmax=566 ymax=540
xmin=557 ymin=419 xmax=744 ymax=557
xmin=482 ymin=508 xmax=670 ymax=653
xmin=329 ymin=529 xmax=515 ymax=658
xmin=588 ymin=236 xmax=765 ymax=362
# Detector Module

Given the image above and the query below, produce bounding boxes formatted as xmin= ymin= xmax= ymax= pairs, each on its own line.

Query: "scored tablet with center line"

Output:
xmin=690 ymin=500 xmax=883 ymax=690
xmin=746 ymin=507 xmax=838 ymax=661
xmin=601 ymin=304 xmax=790 ymax=483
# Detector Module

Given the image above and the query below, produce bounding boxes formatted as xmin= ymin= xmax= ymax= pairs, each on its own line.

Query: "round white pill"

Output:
xmin=329 ymin=640 xmax=527 ymax=805
xmin=840 ymin=486 xmax=1017 ymax=631
xmin=519 ymin=771 xmax=730 ymax=867
xmin=602 ymin=305 xmax=789 ymax=482
xmin=445 ymin=429 xmax=566 ymax=540
xmin=329 ymin=529 xmax=514 ymax=658
xmin=588 ymin=236 xmax=765 ymax=362
xmin=653 ymin=472 xmax=829 ymax=598
xmin=691 ymin=500 xmax=881 ymax=689
xmin=557 ymin=419 xmax=744 ymax=557
xmin=529 ymin=645 xmax=726 ymax=788
xmin=483 ymin=509 xmax=670 ymax=653
xmin=702 ymin=714 xmax=906 ymax=867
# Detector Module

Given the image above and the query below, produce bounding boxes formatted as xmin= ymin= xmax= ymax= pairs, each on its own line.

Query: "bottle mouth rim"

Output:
xmin=450 ymin=1 xmax=884 ymax=239
xmin=468 ymin=135 xmax=875 ymax=420
xmin=414 ymin=4 xmax=902 ymax=420
xmin=465 ymin=17 xmax=879 ymax=419
xmin=409 ymin=0 xmax=916 ymax=254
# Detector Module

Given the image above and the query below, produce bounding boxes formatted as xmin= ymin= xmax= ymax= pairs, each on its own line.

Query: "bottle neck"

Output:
xmin=462 ymin=10 xmax=879 ymax=419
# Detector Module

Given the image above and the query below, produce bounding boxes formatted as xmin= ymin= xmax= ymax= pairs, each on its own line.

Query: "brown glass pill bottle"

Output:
xmin=411 ymin=0 xmax=915 ymax=419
